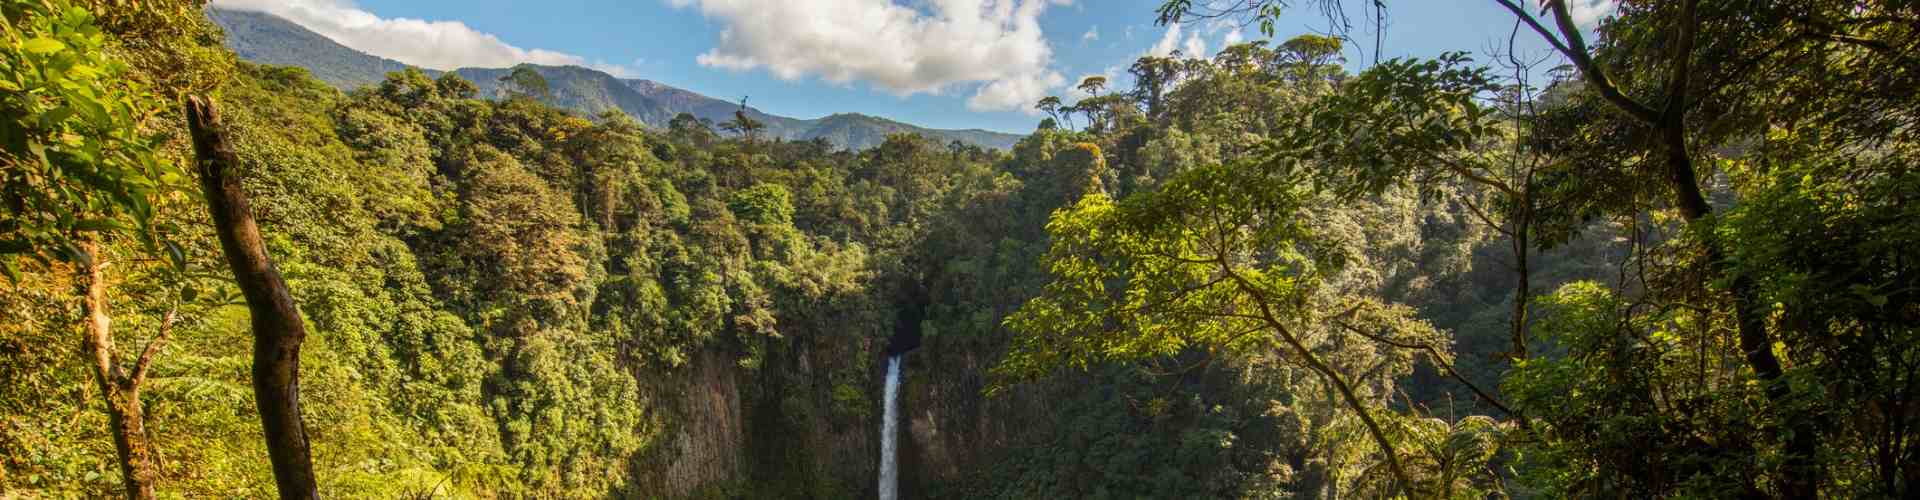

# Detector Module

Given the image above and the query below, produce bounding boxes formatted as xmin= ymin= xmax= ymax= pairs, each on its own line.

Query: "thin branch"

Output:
xmin=1435 ymin=154 xmax=1522 ymax=197
xmin=1491 ymin=0 xmax=1662 ymax=125
xmin=130 ymin=307 xmax=176 ymax=388
xmin=1459 ymin=196 xmax=1514 ymax=239
xmin=1216 ymin=262 xmax=1417 ymax=494
xmin=1330 ymin=317 xmax=1522 ymax=420
xmin=1660 ymin=0 xmax=1699 ymax=119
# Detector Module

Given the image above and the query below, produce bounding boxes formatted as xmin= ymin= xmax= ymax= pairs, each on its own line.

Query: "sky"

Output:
xmin=206 ymin=0 xmax=1618 ymax=134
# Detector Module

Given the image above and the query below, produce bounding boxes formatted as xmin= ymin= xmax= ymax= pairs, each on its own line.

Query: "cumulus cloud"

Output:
xmin=1568 ymin=0 xmax=1619 ymax=27
xmin=210 ymin=0 xmax=642 ymax=77
xmin=1148 ymin=23 xmax=1182 ymax=57
xmin=1222 ymin=28 xmax=1243 ymax=47
xmin=668 ymin=0 xmax=1071 ymax=113
xmin=1148 ymin=22 xmax=1208 ymax=59
xmin=1183 ymin=31 xmax=1208 ymax=58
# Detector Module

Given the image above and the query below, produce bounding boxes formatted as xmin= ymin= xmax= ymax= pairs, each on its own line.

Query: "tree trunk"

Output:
xmin=1659 ymin=98 xmax=1818 ymax=500
xmin=1526 ymin=0 xmax=1821 ymax=493
xmin=1226 ymin=268 xmax=1415 ymax=496
xmin=78 ymin=238 xmax=158 ymax=500
xmin=185 ymin=95 xmax=321 ymax=500
xmin=1510 ymin=214 xmax=1531 ymax=361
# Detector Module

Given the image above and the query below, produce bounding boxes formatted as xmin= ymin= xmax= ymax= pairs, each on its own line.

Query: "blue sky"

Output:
xmin=210 ymin=0 xmax=1616 ymax=134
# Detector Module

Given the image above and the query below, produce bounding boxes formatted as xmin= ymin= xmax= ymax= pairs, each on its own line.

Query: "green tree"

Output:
xmin=719 ymin=97 xmax=766 ymax=144
xmin=1 ymin=2 xmax=204 ymax=497
xmin=1127 ymin=55 xmax=1181 ymax=120
xmin=998 ymin=158 xmax=1503 ymax=496
xmin=1156 ymin=0 xmax=1920 ymax=496
xmin=498 ymin=65 xmax=550 ymax=100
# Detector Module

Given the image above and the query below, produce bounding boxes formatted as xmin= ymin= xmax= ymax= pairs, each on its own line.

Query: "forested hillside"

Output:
xmin=3 ymin=0 xmax=1917 ymax=499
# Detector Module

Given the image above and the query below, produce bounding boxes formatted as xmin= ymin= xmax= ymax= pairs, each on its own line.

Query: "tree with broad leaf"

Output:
xmin=0 ymin=2 xmax=210 ymax=497
xmin=1153 ymin=0 xmax=1920 ymax=496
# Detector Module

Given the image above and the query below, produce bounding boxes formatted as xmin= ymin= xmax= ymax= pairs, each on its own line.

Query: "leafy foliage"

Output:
xmin=7 ymin=1 xmax=1918 ymax=498
xmin=0 ymin=0 xmax=187 ymax=272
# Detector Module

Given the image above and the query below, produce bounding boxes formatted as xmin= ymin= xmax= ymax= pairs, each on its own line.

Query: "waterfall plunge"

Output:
xmin=878 ymin=355 xmax=902 ymax=500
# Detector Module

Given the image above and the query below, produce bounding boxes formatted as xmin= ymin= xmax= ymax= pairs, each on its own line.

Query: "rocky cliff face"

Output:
xmin=628 ymin=349 xmax=746 ymax=496
xmin=899 ymin=335 xmax=1057 ymax=495
xmin=625 ymin=336 xmax=888 ymax=497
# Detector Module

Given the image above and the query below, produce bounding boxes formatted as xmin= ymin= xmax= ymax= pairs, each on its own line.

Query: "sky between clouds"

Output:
xmin=208 ymin=0 xmax=1618 ymax=133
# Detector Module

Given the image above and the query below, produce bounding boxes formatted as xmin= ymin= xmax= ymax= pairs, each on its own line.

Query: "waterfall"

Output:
xmin=878 ymin=354 xmax=902 ymax=500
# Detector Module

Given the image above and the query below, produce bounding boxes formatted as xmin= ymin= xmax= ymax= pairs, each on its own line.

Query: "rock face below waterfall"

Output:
xmin=624 ymin=339 xmax=885 ymax=497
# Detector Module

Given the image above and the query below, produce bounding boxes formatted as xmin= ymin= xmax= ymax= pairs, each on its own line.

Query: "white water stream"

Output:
xmin=878 ymin=354 xmax=902 ymax=500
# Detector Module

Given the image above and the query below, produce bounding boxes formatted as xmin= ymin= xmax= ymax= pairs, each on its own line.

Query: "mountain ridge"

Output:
xmin=206 ymin=7 xmax=1023 ymax=150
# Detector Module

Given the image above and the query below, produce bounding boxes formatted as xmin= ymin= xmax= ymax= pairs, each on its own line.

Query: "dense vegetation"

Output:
xmin=3 ymin=0 xmax=1917 ymax=498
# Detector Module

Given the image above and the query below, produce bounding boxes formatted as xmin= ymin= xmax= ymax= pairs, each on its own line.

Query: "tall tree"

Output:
xmin=1076 ymin=75 xmax=1108 ymax=97
xmin=1035 ymin=95 xmax=1066 ymax=126
xmin=185 ymin=96 xmax=320 ymax=500
xmin=1277 ymin=33 xmax=1344 ymax=85
xmin=719 ymin=96 xmax=766 ymax=144
xmin=1128 ymin=55 xmax=1182 ymax=120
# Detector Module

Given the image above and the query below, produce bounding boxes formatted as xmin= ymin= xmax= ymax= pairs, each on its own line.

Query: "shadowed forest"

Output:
xmin=3 ymin=0 xmax=1918 ymax=498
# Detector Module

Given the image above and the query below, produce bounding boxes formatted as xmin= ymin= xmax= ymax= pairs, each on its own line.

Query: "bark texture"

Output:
xmin=185 ymin=95 xmax=321 ymax=500
xmin=78 ymin=238 xmax=158 ymax=500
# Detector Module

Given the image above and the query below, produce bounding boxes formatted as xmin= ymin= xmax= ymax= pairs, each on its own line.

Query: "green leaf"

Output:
xmin=21 ymin=37 xmax=66 ymax=54
xmin=64 ymin=242 xmax=91 ymax=268
xmin=72 ymin=218 xmax=116 ymax=232
xmin=41 ymin=106 xmax=76 ymax=125
xmin=164 ymin=241 xmax=186 ymax=271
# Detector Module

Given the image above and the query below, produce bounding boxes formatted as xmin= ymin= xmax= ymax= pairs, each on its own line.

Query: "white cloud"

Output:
xmin=1147 ymin=22 xmax=1208 ymax=59
xmin=1082 ymin=25 xmax=1099 ymax=43
xmin=974 ymin=71 xmax=1067 ymax=112
xmin=210 ymin=0 xmax=643 ymax=77
xmin=1148 ymin=22 xmax=1182 ymax=57
xmin=1222 ymin=28 xmax=1243 ymax=47
xmin=1183 ymin=31 xmax=1208 ymax=58
xmin=669 ymin=0 xmax=1072 ymax=113
xmin=1568 ymin=0 xmax=1618 ymax=27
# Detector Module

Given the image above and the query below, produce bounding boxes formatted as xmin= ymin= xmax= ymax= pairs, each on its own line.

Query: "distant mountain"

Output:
xmin=208 ymin=8 xmax=420 ymax=90
xmin=207 ymin=8 xmax=1024 ymax=150
xmin=452 ymin=66 xmax=674 ymax=125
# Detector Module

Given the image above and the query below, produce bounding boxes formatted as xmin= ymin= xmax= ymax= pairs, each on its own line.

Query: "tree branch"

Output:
xmin=1216 ymin=263 xmax=1417 ymax=494
xmin=1660 ymin=0 xmax=1699 ymax=119
xmin=1330 ymin=317 xmax=1522 ymax=420
xmin=1491 ymin=0 xmax=1663 ymax=125
xmin=129 ymin=307 xmax=176 ymax=388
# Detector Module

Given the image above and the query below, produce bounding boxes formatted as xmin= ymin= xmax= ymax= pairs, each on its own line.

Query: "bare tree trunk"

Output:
xmin=78 ymin=238 xmax=157 ymax=500
xmin=185 ymin=95 xmax=320 ymax=500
